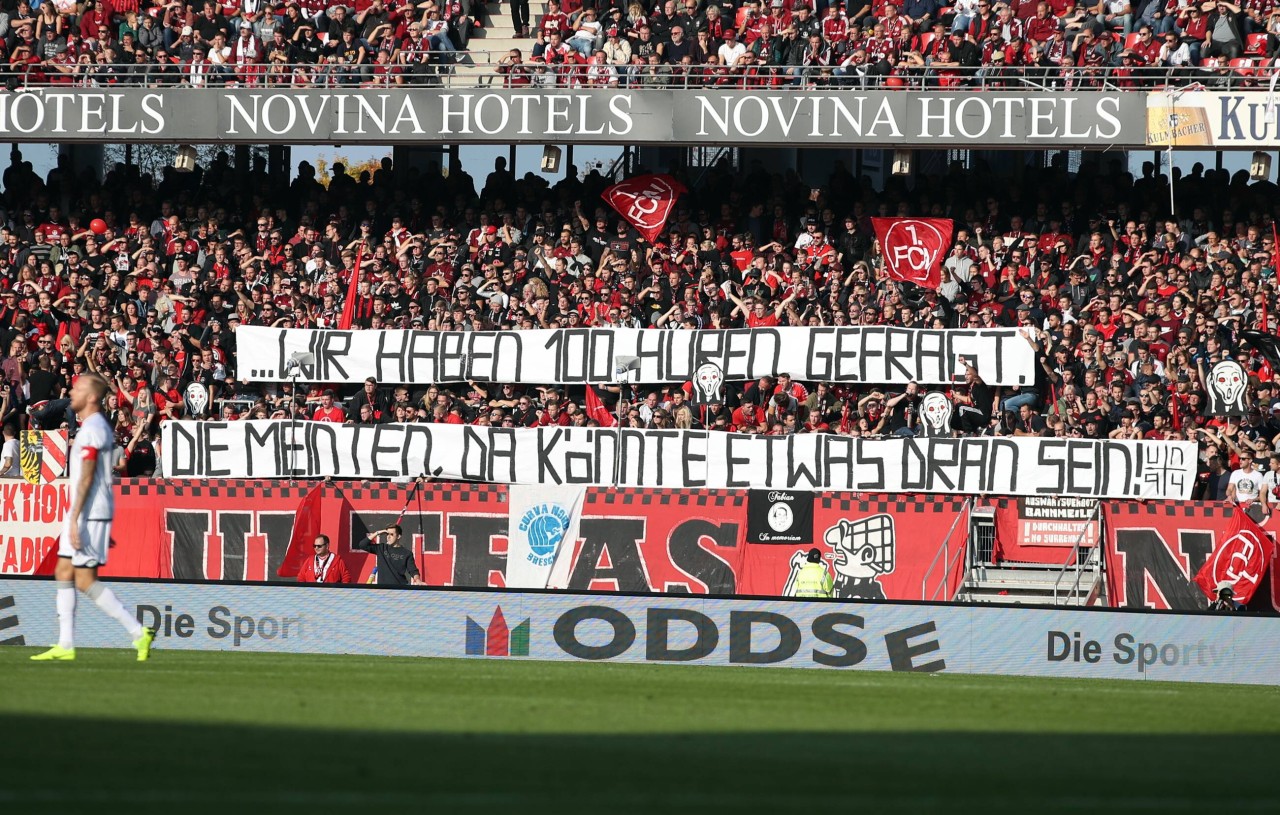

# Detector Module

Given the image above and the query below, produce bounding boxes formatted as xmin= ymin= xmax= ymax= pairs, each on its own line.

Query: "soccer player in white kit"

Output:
xmin=30 ymin=373 xmax=155 ymax=662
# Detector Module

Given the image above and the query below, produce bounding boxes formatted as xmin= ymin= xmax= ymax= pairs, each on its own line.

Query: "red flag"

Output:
xmin=1193 ymin=509 xmax=1276 ymax=605
xmin=336 ymin=246 xmax=365 ymax=331
xmin=602 ymin=174 xmax=686 ymax=243
xmin=34 ymin=543 xmax=59 ymax=576
xmin=277 ymin=483 xmax=324 ymax=577
xmin=584 ymin=385 xmax=616 ymax=426
xmin=871 ymin=217 xmax=954 ymax=289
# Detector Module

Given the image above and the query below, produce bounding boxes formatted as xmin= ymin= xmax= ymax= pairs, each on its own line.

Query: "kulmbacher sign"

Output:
xmin=0 ymin=89 xmax=1147 ymax=147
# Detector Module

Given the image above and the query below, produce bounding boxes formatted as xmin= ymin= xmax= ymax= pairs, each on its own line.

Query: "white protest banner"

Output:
xmin=159 ymin=421 xmax=1196 ymax=500
xmin=235 ymin=326 xmax=1036 ymax=387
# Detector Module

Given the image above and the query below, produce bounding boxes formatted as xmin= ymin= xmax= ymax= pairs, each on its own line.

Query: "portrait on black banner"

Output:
xmin=747 ymin=490 xmax=813 ymax=544
xmin=1205 ymin=359 xmax=1248 ymax=417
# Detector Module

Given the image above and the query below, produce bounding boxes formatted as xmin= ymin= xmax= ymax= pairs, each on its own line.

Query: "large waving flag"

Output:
xmin=1193 ymin=510 xmax=1276 ymax=605
xmin=871 ymin=217 xmax=954 ymax=289
xmin=602 ymin=174 xmax=686 ymax=243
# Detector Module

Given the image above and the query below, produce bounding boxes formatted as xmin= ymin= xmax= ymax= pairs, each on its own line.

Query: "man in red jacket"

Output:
xmin=296 ymin=535 xmax=351 ymax=584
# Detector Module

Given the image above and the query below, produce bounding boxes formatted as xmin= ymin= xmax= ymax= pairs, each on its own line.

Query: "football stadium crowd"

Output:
xmin=2 ymin=0 xmax=1278 ymax=88
xmin=0 ymin=145 xmax=1276 ymax=500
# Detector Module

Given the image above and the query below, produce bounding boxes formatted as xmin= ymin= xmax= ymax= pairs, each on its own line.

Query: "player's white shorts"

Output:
xmin=58 ymin=519 xmax=112 ymax=569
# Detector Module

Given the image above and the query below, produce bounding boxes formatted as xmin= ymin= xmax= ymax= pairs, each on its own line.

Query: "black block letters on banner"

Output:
xmin=159 ymin=421 xmax=1197 ymax=500
xmin=236 ymin=326 xmax=1038 ymax=387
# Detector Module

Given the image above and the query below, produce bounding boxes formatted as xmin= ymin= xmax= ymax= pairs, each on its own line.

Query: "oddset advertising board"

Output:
xmin=0 ymin=578 xmax=1274 ymax=685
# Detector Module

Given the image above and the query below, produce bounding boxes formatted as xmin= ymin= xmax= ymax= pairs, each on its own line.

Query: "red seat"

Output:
xmin=1245 ymin=33 xmax=1268 ymax=57
xmin=915 ymin=32 xmax=935 ymax=51
xmin=1229 ymin=57 xmax=1256 ymax=78
xmin=1123 ymin=33 xmax=1142 ymax=51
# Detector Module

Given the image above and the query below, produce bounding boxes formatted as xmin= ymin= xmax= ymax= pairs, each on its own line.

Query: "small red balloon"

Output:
xmin=89 ymin=218 xmax=107 ymax=235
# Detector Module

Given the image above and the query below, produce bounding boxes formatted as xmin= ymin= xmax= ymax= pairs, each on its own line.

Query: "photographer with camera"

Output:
xmin=1208 ymin=580 xmax=1242 ymax=612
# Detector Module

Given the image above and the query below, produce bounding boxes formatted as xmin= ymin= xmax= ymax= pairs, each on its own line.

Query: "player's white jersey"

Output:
xmin=70 ymin=412 xmax=115 ymax=521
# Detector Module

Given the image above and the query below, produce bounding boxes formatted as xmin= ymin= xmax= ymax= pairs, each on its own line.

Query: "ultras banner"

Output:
xmin=2 ymin=579 xmax=1276 ymax=684
xmin=1102 ymin=501 xmax=1279 ymax=612
xmin=0 ymin=89 xmax=1147 ymax=147
xmin=56 ymin=480 xmax=967 ymax=602
xmin=234 ymin=325 xmax=1037 ymax=386
xmin=159 ymin=421 xmax=1198 ymax=499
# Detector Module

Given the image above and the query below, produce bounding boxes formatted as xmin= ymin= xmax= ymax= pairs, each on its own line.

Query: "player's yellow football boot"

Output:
xmin=30 ymin=645 xmax=75 ymax=661
xmin=133 ymin=627 xmax=155 ymax=662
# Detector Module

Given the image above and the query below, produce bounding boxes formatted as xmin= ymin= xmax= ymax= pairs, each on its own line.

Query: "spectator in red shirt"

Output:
xmin=312 ymin=390 xmax=346 ymax=422
xmin=296 ymin=535 xmax=352 ymax=584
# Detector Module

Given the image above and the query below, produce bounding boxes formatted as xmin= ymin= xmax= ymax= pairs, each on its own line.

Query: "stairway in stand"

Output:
xmin=954 ymin=549 xmax=1104 ymax=607
xmin=455 ymin=1 xmax=550 ymax=82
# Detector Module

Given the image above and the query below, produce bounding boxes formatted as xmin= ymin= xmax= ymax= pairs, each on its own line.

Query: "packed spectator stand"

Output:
xmin=0 ymin=137 xmax=1276 ymax=508
xmin=3 ymin=0 xmax=1279 ymax=89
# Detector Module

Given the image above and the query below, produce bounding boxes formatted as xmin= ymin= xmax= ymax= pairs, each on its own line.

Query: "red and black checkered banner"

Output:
xmin=236 ymin=325 xmax=1034 ymax=386
xmin=160 ymin=420 xmax=1197 ymax=500
xmin=739 ymin=495 xmax=970 ymax=601
xmin=1102 ymin=501 xmax=1279 ymax=612
xmin=23 ymin=480 xmax=968 ymax=601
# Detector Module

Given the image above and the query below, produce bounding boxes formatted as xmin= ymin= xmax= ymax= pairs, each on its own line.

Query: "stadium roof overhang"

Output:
xmin=0 ymin=88 xmax=1271 ymax=149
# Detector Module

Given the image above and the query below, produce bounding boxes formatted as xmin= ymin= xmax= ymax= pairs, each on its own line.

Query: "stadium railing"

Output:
xmin=921 ymin=498 xmax=973 ymax=603
xmin=0 ymin=63 xmax=1276 ymax=91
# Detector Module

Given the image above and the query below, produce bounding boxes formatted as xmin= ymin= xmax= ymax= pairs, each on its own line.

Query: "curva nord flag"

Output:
xmin=871 ymin=217 xmax=954 ymax=289
xmin=602 ymin=174 xmax=686 ymax=243
xmin=1193 ymin=510 xmax=1276 ymax=605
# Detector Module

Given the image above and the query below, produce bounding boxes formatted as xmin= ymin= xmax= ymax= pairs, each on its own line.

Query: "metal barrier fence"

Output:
xmin=2 ymin=62 xmax=1276 ymax=92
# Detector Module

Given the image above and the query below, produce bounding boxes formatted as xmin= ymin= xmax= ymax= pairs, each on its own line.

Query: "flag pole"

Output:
xmin=613 ymin=374 xmax=624 ymax=490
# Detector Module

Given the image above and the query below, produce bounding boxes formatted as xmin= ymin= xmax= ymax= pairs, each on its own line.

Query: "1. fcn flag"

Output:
xmin=871 ymin=217 xmax=954 ymax=289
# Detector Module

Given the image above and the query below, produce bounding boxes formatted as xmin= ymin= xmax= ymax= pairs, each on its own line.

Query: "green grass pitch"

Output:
xmin=1 ymin=648 xmax=1278 ymax=814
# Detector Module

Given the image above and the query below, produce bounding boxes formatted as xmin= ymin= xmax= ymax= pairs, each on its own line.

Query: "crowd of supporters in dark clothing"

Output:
xmin=5 ymin=0 xmax=1279 ymax=89
xmin=0 ymin=142 xmax=1276 ymax=501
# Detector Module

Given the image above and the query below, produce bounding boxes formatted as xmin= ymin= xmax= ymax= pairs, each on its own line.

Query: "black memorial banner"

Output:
xmin=159 ymin=421 xmax=1197 ymax=500
xmin=236 ymin=326 xmax=1037 ymax=386
xmin=746 ymin=490 xmax=815 ymax=544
